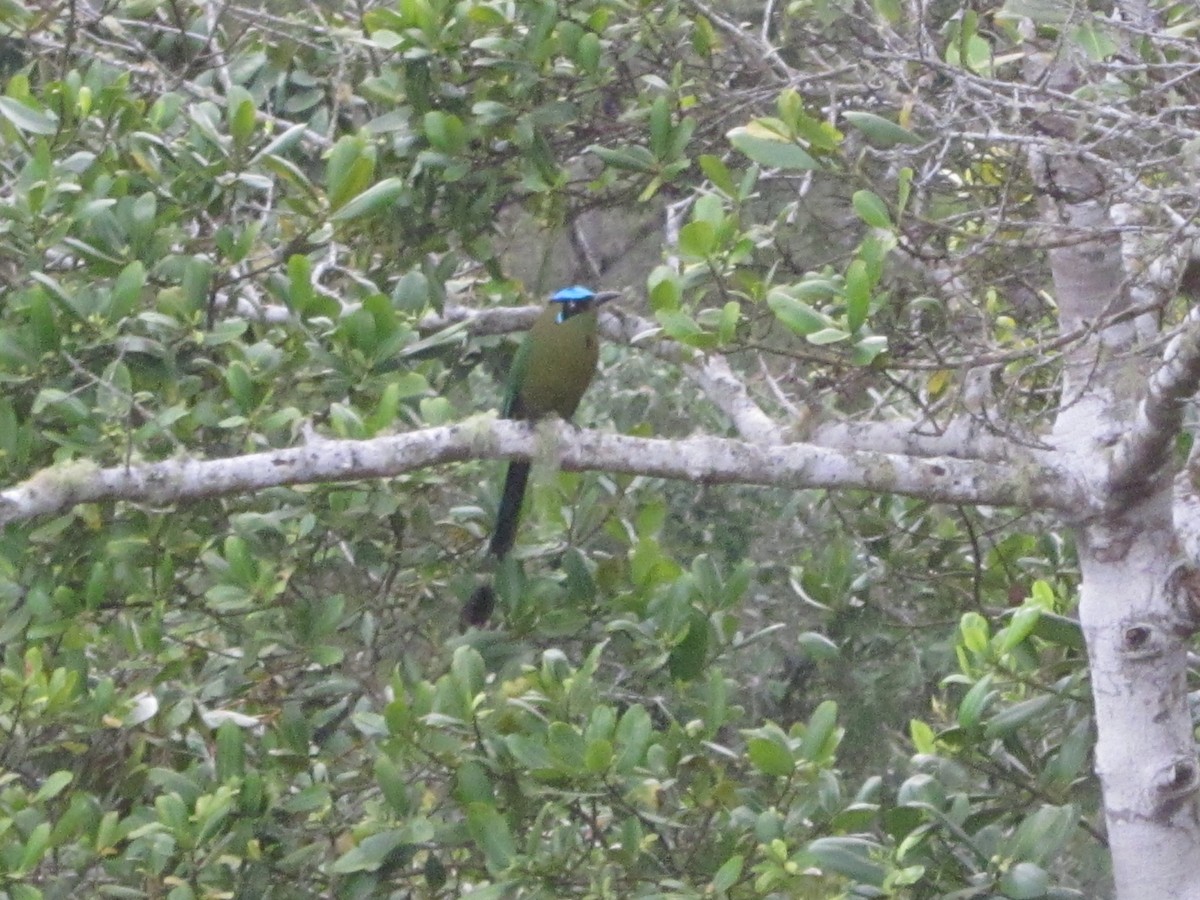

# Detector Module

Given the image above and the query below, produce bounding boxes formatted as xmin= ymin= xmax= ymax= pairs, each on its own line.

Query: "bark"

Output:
xmin=1039 ymin=146 xmax=1200 ymax=898
xmin=0 ymin=419 xmax=1079 ymax=527
xmin=1078 ymin=504 xmax=1200 ymax=899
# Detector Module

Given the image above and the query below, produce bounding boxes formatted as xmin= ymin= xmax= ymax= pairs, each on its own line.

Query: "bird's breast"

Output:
xmin=518 ymin=314 xmax=601 ymax=419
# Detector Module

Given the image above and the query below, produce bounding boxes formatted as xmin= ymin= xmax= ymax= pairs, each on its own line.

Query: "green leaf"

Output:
xmin=1072 ymin=22 xmax=1117 ymax=61
xmin=806 ymin=327 xmax=851 ymax=345
xmin=692 ymin=193 xmax=725 ymax=227
xmin=959 ymin=610 xmax=990 ymax=653
xmin=852 ymin=190 xmax=892 ymax=228
xmin=311 ymin=645 xmax=344 ymax=666
xmin=843 ymin=111 xmax=923 ymax=147
xmin=805 ymin=836 xmax=887 ymax=886
xmin=996 ymin=605 xmax=1042 ymax=654
xmin=225 ymin=361 xmax=255 ymax=412
xmin=332 ymin=177 xmax=405 ymax=222
xmin=668 ymin=610 xmax=708 ymax=681
xmin=424 ymin=110 xmax=467 ymax=153
xmin=648 ymin=266 xmax=682 ymax=311
xmin=984 ymin=695 xmax=1054 ymax=739
xmin=588 ymin=144 xmax=657 ymax=173
xmin=649 ymin=94 xmax=672 ymax=158
xmin=365 ymin=381 xmax=402 ymax=434
xmin=227 ymin=85 xmax=257 ymax=145
xmin=97 ymin=366 xmax=131 ymax=430
xmin=999 ymin=861 xmax=1050 ymax=899
xmin=31 ymin=272 xmax=85 ymax=321
xmin=287 ymin=254 xmax=314 ymax=313
xmin=797 ymin=631 xmax=839 ymax=661
xmin=799 ymin=700 xmax=839 ymax=762
xmin=776 ymin=88 xmax=804 ymax=131
xmin=1029 ymin=611 xmax=1085 ymax=651
xmin=1008 ymin=804 xmax=1077 ymax=866
xmin=874 ymin=0 xmax=902 ymax=23
xmin=614 ymin=704 xmax=652 ymax=772
xmin=947 ymin=33 xmax=992 ymax=74
xmin=419 ymin=395 xmax=453 ymax=425
xmin=712 ymin=854 xmax=744 ymax=893
xmin=584 ymin=738 xmax=613 ymax=773
xmin=658 ymin=310 xmax=713 ymax=347
xmin=897 ymin=166 xmax=913 ymax=213
xmin=999 ymin=0 xmax=1071 ymax=23
xmin=717 ymin=301 xmax=740 ymax=343
xmin=325 ymin=135 xmax=373 ymax=208
xmin=844 ymin=259 xmax=871 ymax=332
xmin=466 ymin=803 xmax=515 ymax=871
xmin=255 ymin=123 xmax=308 ymax=159
xmin=393 ymin=270 xmax=429 ymax=313
xmin=454 ymin=761 xmax=495 ymax=806
xmin=364 ymin=27 xmax=404 ymax=49
xmin=1046 ymin=719 xmax=1091 ymax=786
xmin=450 ymin=645 xmax=485 ymax=700
xmin=215 ymin=720 xmax=245 ymax=781
xmin=18 ymin=821 xmax=51 ymax=872
xmin=547 ymin=721 xmax=587 ymax=771
xmin=560 ymin=26 xmax=595 ymax=66
xmin=182 ymin=256 xmax=214 ymax=311
xmin=34 ymin=770 xmax=73 ymax=801
xmin=792 ymin=278 xmax=841 ymax=301
xmin=505 ymin=733 xmax=552 ymax=770
xmin=727 ymin=127 xmax=817 ymax=170
xmin=767 ymin=290 xmax=827 ymax=336
xmin=330 ymin=829 xmax=408 ymax=873
xmin=747 ymin=736 xmax=793 ymax=777
xmin=110 ymin=261 xmax=145 ymax=322
xmin=95 ymin=810 xmax=121 ymax=852
xmin=699 ymin=154 xmax=736 ymax=195
xmin=678 ymin=220 xmax=716 ymax=258
xmin=0 ymin=96 xmax=58 ymax=134
xmin=957 ymin=674 xmax=995 ymax=731
xmin=375 ymin=756 xmax=410 ymax=815
xmin=909 ymin=719 xmax=936 ymax=754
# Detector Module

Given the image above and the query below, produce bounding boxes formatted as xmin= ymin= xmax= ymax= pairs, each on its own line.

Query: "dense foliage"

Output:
xmin=7 ymin=0 xmax=1190 ymax=896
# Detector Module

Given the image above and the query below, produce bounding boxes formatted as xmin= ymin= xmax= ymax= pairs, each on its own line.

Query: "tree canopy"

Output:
xmin=3 ymin=0 xmax=1200 ymax=898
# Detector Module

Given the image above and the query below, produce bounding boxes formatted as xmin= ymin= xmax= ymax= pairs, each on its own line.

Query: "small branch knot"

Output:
xmin=1149 ymin=756 xmax=1200 ymax=819
xmin=1119 ymin=622 xmax=1162 ymax=660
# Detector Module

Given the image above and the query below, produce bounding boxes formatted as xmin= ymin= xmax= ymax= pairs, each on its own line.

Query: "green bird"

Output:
xmin=464 ymin=284 xmax=621 ymax=626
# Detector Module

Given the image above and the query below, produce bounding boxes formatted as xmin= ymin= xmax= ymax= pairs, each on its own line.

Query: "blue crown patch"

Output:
xmin=550 ymin=285 xmax=596 ymax=303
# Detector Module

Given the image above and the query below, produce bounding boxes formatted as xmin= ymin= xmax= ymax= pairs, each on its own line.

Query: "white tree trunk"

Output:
xmin=1078 ymin=503 xmax=1200 ymax=898
xmin=1040 ymin=144 xmax=1200 ymax=895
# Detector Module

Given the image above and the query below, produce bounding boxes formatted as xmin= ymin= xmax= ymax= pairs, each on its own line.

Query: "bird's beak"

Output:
xmin=593 ymin=290 xmax=622 ymax=306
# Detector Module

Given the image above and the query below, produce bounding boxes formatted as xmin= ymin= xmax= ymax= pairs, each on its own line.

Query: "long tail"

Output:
xmin=464 ymin=460 xmax=531 ymax=627
xmin=489 ymin=460 xmax=530 ymax=558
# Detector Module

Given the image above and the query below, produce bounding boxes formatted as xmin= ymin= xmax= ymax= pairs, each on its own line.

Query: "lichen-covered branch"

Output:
xmin=0 ymin=420 xmax=1086 ymax=527
xmin=1109 ymin=303 xmax=1200 ymax=497
xmin=811 ymin=416 xmax=1042 ymax=463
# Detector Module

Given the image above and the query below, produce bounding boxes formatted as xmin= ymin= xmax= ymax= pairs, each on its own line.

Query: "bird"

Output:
xmin=464 ymin=285 xmax=622 ymax=626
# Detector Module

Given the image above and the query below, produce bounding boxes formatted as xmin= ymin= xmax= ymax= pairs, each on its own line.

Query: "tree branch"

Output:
xmin=810 ymin=415 xmax=1045 ymax=462
xmin=1173 ymin=464 xmax=1200 ymax=566
xmin=0 ymin=420 xmax=1088 ymax=527
xmin=421 ymin=303 xmax=539 ymax=335
xmin=1109 ymin=302 xmax=1200 ymax=496
xmin=681 ymin=0 xmax=795 ymax=81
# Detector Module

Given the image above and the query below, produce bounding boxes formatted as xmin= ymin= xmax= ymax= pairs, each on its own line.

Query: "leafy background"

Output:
xmin=0 ymin=0 xmax=1147 ymax=896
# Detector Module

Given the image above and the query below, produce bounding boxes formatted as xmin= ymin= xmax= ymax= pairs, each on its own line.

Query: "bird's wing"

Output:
xmin=501 ymin=328 xmax=534 ymax=419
